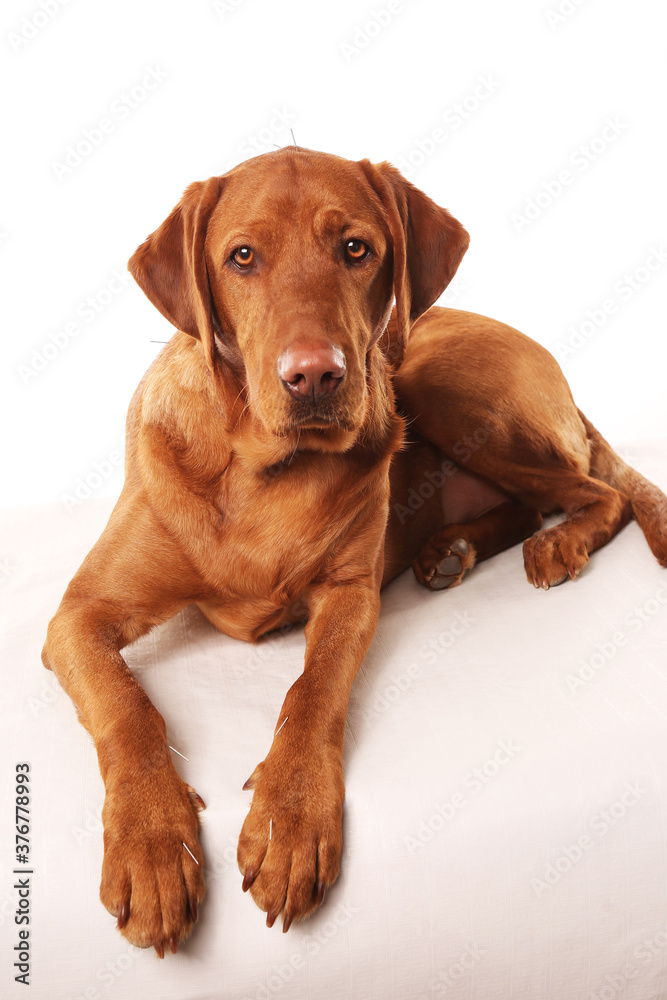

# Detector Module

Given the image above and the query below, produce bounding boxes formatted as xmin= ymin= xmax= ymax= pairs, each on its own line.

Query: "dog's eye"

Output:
xmin=344 ymin=239 xmax=369 ymax=263
xmin=232 ymin=246 xmax=255 ymax=268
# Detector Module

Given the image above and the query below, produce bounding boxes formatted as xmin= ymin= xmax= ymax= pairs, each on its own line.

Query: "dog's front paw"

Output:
xmin=413 ymin=535 xmax=475 ymax=590
xmin=100 ymin=768 xmax=206 ymax=956
xmin=238 ymin=748 xmax=344 ymax=932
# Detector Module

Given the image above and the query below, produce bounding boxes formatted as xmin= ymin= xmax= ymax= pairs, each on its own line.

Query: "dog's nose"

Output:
xmin=277 ymin=342 xmax=346 ymax=401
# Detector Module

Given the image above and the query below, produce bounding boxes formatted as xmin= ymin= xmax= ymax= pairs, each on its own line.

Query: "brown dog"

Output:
xmin=42 ymin=147 xmax=667 ymax=957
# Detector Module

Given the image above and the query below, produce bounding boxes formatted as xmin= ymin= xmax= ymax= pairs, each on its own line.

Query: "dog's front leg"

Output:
xmin=43 ymin=590 xmax=206 ymax=956
xmin=237 ymin=578 xmax=381 ymax=932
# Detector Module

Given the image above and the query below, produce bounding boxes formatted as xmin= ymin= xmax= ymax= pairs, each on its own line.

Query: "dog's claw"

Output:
xmin=266 ymin=909 xmax=279 ymax=929
xmin=190 ymin=790 xmax=206 ymax=811
xmin=242 ymin=869 xmax=257 ymax=892
xmin=243 ymin=763 xmax=263 ymax=791
xmin=169 ymin=935 xmax=178 ymax=954
xmin=116 ymin=901 xmax=129 ymax=929
xmin=154 ymin=941 xmax=165 ymax=959
xmin=282 ymin=912 xmax=293 ymax=933
xmin=315 ymin=881 xmax=326 ymax=906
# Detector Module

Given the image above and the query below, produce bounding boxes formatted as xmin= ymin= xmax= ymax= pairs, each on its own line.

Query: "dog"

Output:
xmin=42 ymin=147 xmax=667 ymax=957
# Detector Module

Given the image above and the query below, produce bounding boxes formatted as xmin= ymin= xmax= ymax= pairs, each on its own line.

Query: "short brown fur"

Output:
xmin=43 ymin=148 xmax=667 ymax=955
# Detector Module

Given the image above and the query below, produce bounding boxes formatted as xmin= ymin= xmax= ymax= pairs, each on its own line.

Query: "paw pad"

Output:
xmin=414 ymin=537 xmax=474 ymax=591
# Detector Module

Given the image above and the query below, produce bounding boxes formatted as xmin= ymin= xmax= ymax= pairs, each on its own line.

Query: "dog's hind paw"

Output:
xmin=523 ymin=525 xmax=589 ymax=589
xmin=413 ymin=535 xmax=476 ymax=591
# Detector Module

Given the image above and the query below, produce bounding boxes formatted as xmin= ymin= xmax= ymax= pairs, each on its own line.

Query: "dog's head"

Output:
xmin=129 ymin=148 xmax=468 ymax=451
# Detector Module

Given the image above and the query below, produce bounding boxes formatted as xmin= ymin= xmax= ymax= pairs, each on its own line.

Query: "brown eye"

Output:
xmin=345 ymin=239 xmax=369 ymax=262
xmin=232 ymin=246 xmax=255 ymax=268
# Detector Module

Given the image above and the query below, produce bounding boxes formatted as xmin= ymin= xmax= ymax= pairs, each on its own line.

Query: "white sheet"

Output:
xmin=2 ymin=441 xmax=667 ymax=1000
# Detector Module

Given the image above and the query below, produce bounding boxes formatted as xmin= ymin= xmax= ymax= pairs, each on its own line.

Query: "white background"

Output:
xmin=1 ymin=0 xmax=665 ymax=511
xmin=2 ymin=6 xmax=667 ymax=998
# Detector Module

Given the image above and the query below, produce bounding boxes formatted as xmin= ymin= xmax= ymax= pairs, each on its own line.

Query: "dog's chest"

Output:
xmin=200 ymin=453 xmax=380 ymax=640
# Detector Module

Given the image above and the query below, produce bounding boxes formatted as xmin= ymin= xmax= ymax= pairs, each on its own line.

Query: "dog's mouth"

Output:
xmin=282 ymin=405 xmax=361 ymax=434
xmin=248 ymin=359 xmax=369 ymax=455
xmin=291 ymin=413 xmax=352 ymax=430
xmin=270 ymin=406 xmax=363 ymax=455
xmin=276 ymin=393 xmax=362 ymax=435
xmin=286 ymin=422 xmax=360 ymax=455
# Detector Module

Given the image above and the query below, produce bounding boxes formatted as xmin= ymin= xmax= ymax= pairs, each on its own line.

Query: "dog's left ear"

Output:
xmin=128 ymin=176 xmax=223 ymax=371
xmin=359 ymin=160 xmax=469 ymax=361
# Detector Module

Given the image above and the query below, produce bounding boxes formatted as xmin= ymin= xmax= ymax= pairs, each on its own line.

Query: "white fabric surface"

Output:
xmin=2 ymin=441 xmax=667 ymax=1000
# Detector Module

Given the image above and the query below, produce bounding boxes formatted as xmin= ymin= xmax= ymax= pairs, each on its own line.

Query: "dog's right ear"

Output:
xmin=128 ymin=176 xmax=222 ymax=370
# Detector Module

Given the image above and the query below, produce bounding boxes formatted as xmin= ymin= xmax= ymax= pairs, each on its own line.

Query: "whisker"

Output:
xmin=287 ymin=428 xmax=301 ymax=466
xmin=231 ymin=383 xmax=252 ymax=429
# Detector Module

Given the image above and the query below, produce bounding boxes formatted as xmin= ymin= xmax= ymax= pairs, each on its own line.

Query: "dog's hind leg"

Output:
xmin=393 ymin=308 xmax=647 ymax=589
xmin=578 ymin=409 xmax=667 ymax=568
xmin=413 ymin=501 xmax=543 ymax=590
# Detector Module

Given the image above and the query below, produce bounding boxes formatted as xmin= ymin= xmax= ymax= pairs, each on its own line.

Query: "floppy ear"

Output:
xmin=128 ymin=176 xmax=223 ymax=370
xmin=359 ymin=160 xmax=469 ymax=364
